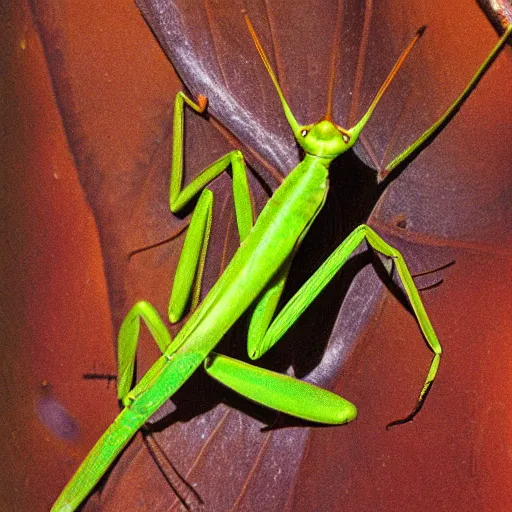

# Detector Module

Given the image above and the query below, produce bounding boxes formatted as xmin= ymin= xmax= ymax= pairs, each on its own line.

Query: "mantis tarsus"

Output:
xmin=51 ymin=16 xmax=512 ymax=512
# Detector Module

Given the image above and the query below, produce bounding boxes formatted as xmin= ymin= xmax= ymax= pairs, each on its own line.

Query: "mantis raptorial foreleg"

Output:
xmin=247 ymin=220 xmax=323 ymax=360
xmin=168 ymin=92 xmax=255 ymax=322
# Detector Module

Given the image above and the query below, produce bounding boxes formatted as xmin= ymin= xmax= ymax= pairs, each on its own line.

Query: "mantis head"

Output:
xmin=246 ymin=16 xmax=424 ymax=161
xmin=296 ymin=119 xmax=354 ymax=159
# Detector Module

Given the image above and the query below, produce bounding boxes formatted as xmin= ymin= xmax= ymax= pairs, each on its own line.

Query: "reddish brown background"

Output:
xmin=1 ymin=1 xmax=511 ymax=511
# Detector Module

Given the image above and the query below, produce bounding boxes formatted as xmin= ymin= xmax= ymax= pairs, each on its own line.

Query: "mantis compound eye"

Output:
xmin=301 ymin=129 xmax=308 ymax=137
xmin=342 ymin=133 xmax=350 ymax=144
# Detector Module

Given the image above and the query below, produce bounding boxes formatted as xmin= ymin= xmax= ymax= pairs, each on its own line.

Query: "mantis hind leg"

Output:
xmin=167 ymin=92 xmax=255 ymax=323
xmin=247 ymin=224 xmax=441 ymax=425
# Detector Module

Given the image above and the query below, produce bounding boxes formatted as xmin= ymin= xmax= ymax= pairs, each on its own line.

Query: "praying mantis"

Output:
xmin=51 ymin=11 xmax=512 ymax=511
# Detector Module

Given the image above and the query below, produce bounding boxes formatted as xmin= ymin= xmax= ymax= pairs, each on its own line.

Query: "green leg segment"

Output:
xmin=168 ymin=189 xmax=213 ymax=322
xmin=247 ymin=224 xmax=442 ymax=424
xmin=380 ymin=24 xmax=512 ymax=182
xmin=247 ymin=258 xmax=294 ymax=359
xmin=117 ymin=301 xmax=172 ymax=403
xmin=247 ymin=189 xmax=328 ymax=359
xmin=167 ymin=92 xmax=255 ymax=323
xmin=204 ymin=353 xmax=357 ymax=425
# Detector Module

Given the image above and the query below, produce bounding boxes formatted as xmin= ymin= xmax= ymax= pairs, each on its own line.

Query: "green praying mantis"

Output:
xmin=52 ymin=15 xmax=512 ymax=512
